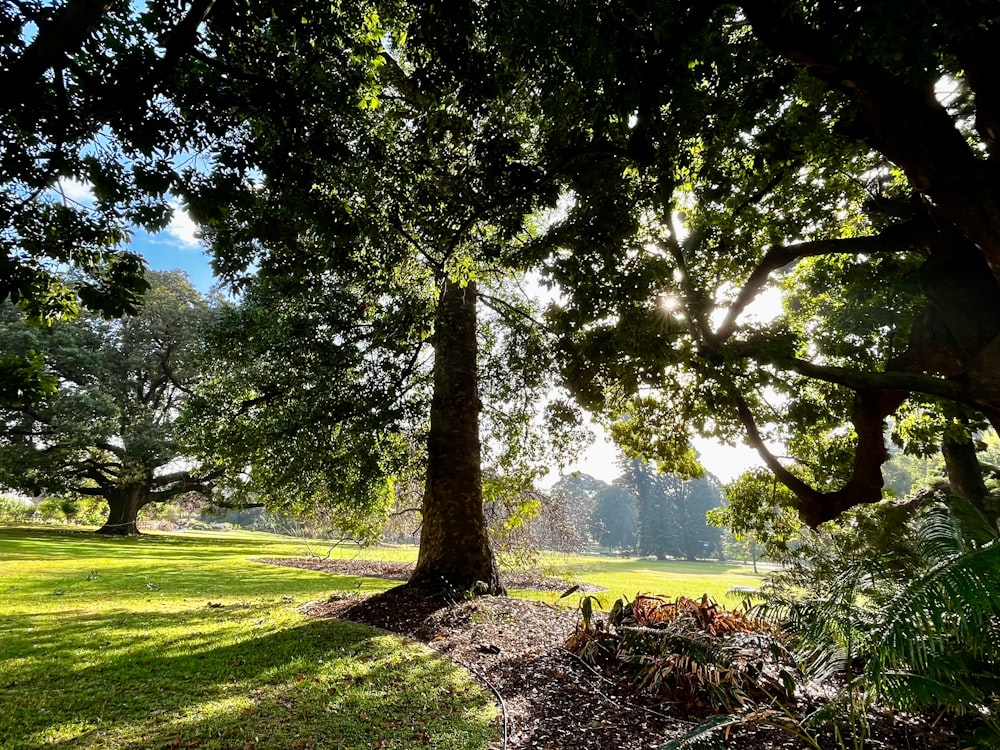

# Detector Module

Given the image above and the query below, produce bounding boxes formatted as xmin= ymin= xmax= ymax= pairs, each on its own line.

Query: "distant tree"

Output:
xmin=0 ymin=271 xmax=217 ymax=534
xmin=619 ymin=460 xmax=679 ymax=560
xmin=676 ymin=476 xmax=724 ymax=561
xmin=547 ymin=472 xmax=609 ymax=548
xmin=617 ymin=459 xmax=723 ymax=560
xmin=589 ymin=485 xmax=637 ymax=552
xmin=182 ymin=275 xmax=415 ymax=534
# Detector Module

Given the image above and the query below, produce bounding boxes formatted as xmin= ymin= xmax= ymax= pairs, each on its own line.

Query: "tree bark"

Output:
xmin=942 ymin=425 xmax=998 ymax=528
xmin=96 ymin=484 xmax=150 ymax=536
xmin=409 ymin=278 xmax=505 ymax=595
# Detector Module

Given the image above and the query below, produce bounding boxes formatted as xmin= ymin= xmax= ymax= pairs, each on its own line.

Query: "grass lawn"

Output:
xmin=0 ymin=526 xmax=497 ymax=750
xmin=302 ymin=540 xmax=763 ymax=607
xmin=528 ymin=553 xmax=764 ymax=606
xmin=1 ymin=526 xmax=763 ymax=749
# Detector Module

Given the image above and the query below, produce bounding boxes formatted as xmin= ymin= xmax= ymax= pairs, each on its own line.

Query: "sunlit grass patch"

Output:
xmin=0 ymin=526 xmax=497 ymax=750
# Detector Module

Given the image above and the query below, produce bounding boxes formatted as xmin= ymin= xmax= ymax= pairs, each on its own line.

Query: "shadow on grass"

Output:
xmin=2 ymin=608 xmax=496 ymax=750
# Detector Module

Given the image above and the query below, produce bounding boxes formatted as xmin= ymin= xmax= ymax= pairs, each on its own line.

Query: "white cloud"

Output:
xmin=57 ymin=179 xmax=94 ymax=204
xmin=166 ymin=203 xmax=201 ymax=248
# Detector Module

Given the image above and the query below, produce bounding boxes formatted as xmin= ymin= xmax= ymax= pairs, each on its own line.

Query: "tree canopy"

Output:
xmin=0 ymin=0 xmax=230 ymax=405
xmin=480 ymin=0 xmax=1000 ymax=528
xmin=0 ymin=270 xmax=217 ymax=534
xmin=7 ymin=0 xmax=1000 ymax=561
xmin=169 ymin=1 xmax=582 ymax=592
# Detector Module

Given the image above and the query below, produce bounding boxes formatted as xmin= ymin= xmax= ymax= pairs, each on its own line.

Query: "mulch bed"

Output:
xmin=261 ymin=558 xmax=963 ymax=750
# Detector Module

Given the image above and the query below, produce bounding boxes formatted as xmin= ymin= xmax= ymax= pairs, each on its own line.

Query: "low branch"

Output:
xmin=727 ymin=385 xmax=819 ymax=504
xmin=149 ymin=468 xmax=222 ymax=493
xmin=781 ymin=357 xmax=967 ymax=403
xmin=727 ymin=381 xmax=905 ymax=527
xmin=206 ymin=497 xmax=266 ymax=510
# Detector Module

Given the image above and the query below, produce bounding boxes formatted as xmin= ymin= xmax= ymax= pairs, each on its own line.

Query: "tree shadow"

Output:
xmin=3 ymin=607 xmax=496 ymax=749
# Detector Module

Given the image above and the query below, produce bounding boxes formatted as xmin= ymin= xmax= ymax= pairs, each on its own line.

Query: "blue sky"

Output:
xmin=131 ymin=207 xmax=218 ymax=293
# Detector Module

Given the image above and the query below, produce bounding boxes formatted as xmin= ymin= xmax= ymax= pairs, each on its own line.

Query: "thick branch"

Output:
xmin=728 ymin=381 xmax=905 ymax=527
xmin=957 ymin=25 xmax=1000 ymax=161
xmin=728 ymin=385 xmax=820 ymax=504
xmin=156 ymin=0 xmax=219 ymax=81
xmin=714 ymin=220 xmax=930 ymax=343
xmin=741 ymin=0 xmax=1000 ymax=285
xmin=0 ymin=0 xmax=115 ymax=100
xmin=781 ymin=358 xmax=967 ymax=403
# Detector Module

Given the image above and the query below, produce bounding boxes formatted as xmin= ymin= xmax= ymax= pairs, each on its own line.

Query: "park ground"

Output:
xmin=6 ymin=526 xmax=954 ymax=750
xmin=1 ymin=525 xmax=765 ymax=749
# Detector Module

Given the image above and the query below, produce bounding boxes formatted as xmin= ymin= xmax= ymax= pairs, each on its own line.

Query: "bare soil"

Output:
xmin=265 ymin=558 xmax=963 ymax=750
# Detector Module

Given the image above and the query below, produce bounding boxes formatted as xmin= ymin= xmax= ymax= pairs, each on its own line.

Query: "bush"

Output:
xmin=37 ymin=497 xmax=67 ymax=522
xmin=0 ymin=495 xmax=35 ymax=523
xmin=75 ymin=496 xmax=108 ymax=526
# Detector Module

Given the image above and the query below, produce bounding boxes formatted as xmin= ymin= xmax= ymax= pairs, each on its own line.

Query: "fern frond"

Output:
xmin=661 ymin=713 xmax=741 ymax=750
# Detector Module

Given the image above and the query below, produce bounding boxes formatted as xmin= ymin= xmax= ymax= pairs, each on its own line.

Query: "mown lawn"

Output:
xmin=0 ymin=526 xmax=497 ymax=750
xmin=302 ymin=539 xmax=763 ymax=605
xmin=1 ymin=526 xmax=762 ymax=749
xmin=528 ymin=552 xmax=764 ymax=606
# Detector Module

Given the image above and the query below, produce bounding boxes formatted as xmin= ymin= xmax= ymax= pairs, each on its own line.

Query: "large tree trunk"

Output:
xmin=942 ymin=425 xmax=999 ymax=529
xmin=96 ymin=484 xmax=150 ymax=536
xmin=410 ymin=278 xmax=505 ymax=595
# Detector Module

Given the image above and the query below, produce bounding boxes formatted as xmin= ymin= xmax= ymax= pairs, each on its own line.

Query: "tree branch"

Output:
xmin=726 ymin=379 xmax=906 ymax=527
xmin=781 ymin=357 xmax=966 ymax=403
xmin=713 ymin=219 xmax=930 ymax=343
xmin=0 ymin=0 xmax=115 ymax=102
xmin=150 ymin=467 xmax=222 ymax=489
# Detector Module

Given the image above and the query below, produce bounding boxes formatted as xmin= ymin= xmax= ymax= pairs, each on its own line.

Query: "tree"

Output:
xmin=619 ymin=459 xmax=679 ymax=560
xmin=549 ymin=472 xmax=608 ymax=549
xmin=618 ymin=459 xmax=723 ymax=560
xmin=0 ymin=270 xmax=217 ymax=534
xmin=1 ymin=0 xmax=227 ymax=400
xmin=168 ymin=1 xmax=586 ymax=592
xmin=589 ymin=485 xmax=636 ymax=552
xmin=708 ymin=469 xmax=804 ymax=570
xmin=677 ymin=476 xmax=724 ymax=561
xmin=482 ymin=1 xmax=1000 ymax=529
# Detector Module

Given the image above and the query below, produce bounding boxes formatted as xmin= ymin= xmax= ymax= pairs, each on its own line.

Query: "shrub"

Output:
xmin=37 ymin=497 xmax=67 ymax=522
xmin=0 ymin=495 xmax=35 ymax=523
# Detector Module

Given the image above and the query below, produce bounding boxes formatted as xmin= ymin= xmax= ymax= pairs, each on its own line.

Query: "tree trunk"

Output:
xmin=96 ymin=485 xmax=150 ymax=536
xmin=410 ymin=278 xmax=505 ymax=595
xmin=942 ymin=426 xmax=999 ymax=528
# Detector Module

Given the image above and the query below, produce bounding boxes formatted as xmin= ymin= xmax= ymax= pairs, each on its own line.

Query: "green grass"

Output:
xmin=526 ymin=552 xmax=764 ymax=606
xmin=298 ymin=539 xmax=763 ymax=607
xmin=0 ymin=526 xmax=763 ymax=749
xmin=0 ymin=526 xmax=497 ymax=750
